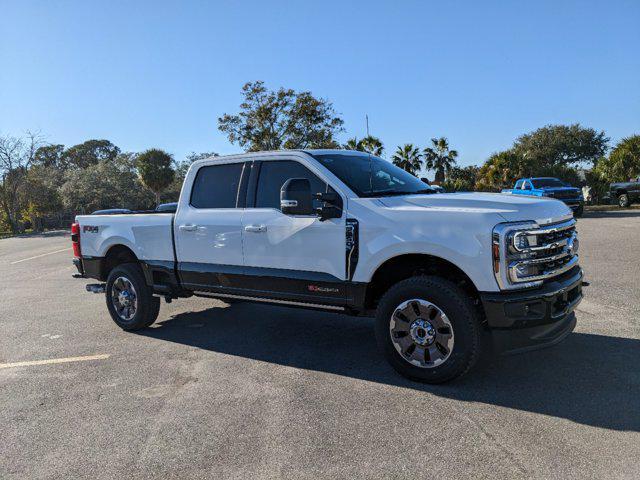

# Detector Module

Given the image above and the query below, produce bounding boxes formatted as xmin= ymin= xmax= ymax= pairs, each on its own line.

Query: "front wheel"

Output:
xmin=618 ymin=194 xmax=630 ymax=208
xmin=106 ymin=263 xmax=160 ymax=330
xmin=375 ymin=276 xmax=482 ymax=383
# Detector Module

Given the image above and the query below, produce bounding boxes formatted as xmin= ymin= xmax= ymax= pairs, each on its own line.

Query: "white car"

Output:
xmin=72 ymin=150 xmax=584 ymax=383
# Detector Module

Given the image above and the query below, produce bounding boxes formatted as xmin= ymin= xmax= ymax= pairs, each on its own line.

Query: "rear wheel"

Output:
xmin=618 ymin=193 xmax=630 ymax=208
xmin=106 ymin=263 xmax=160 ymax=330
xmin=375 ymin=276 xmax=482 ymax=383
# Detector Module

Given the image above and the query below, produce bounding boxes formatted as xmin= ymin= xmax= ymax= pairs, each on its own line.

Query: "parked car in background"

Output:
xmin=609 ymin=178 xmax=640 ymax=208
xmin=503 ymin=177 xmax=584 ymax=217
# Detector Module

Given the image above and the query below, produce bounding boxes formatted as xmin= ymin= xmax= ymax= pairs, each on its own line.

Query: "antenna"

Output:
xmin=365 ymin=114 xmax=370 ymax=137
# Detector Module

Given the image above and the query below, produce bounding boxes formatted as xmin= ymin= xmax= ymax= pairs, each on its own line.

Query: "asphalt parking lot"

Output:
xmin=1 ymin=210 xmax=639 ymax=479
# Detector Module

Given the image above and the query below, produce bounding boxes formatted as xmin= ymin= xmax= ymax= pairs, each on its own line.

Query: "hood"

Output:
xmin=378 ymin=192 xmax=572 ymax=225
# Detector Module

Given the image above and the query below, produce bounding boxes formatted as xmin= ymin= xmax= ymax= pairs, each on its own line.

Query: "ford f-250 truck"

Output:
xmin=503 ymin=177 xmax=584 ymax=217
xmin=72 ymin=150 xmax=584 ymax=383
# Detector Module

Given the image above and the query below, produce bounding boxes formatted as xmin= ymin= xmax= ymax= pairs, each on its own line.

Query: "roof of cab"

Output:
xmin=190 ymin=149 xmax=369 ymax=167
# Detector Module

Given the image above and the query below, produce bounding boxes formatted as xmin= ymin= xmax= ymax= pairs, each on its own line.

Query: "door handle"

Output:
xmin=179 ymin=224 xmax=198 ymax=232
xmin=244 ymin=224 xmax=267 ymax=233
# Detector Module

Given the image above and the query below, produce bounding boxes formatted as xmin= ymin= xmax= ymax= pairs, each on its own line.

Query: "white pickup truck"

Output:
xmin=72 ymin=150 xmax=584 ymax=383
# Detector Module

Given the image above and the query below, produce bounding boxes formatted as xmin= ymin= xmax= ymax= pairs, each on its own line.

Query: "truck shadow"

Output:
xmin=140 ymin=302 xmax=640 ymax=432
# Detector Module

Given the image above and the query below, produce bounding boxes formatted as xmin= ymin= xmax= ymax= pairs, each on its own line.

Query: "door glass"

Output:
xmin=190 ymin=163 xmax=243 ymax=208
xmin=255 ymin=161 xmax=327 ymax=210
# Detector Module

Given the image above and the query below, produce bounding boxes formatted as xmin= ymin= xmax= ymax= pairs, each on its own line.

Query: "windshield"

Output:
xmin=311 ymin=153 xmax=435 ymax=197
xmin=532 ymin=178 xmax=568 ymax=188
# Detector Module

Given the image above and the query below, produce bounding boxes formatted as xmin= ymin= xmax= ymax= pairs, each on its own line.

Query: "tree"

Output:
xmin=423 ymin=137 xmax=458 ymax=184
xmin=136 ymin=149 xmax=175 ymax=205
xmin=21 ymin=165 xmax=63 ymax=231
xmin=443 ymin=165 xmax=479 ymax=192
xmin=62 ymin=139 xmax=120 ymax=169
xmin=218 ymin=81 xmax=344 ymax=151
xmin=33 ymin=144 xmax=65 ymax=169
xmin=475 ymin=150 xmax=523 ymax=191
xmin=60 ymin=154 xmax=154 ymax=213
xmin=513 ymin=124 xmax=608 ymax=168
xmin=358 ymin=135 xmax=384 ymax=156
xmin=343 ymin=137 xmax=360 ymax=150
xmin=596 ymin=135 xmax=640 ymax=182
xmin=392 ymin=144 xmax=422 ymax=175
xmin=0 ymin=132 xmax=43 ymax=232
xmin=342 ymin=136 xmax=385 ymax=156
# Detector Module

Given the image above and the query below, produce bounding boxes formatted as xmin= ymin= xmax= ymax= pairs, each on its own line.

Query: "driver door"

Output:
xmin=241 ymin=159 xmax=347 ymax=305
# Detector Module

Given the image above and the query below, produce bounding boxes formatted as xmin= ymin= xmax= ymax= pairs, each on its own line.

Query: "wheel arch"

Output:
xmin=100 ymin=244 xmax=139 ymax=280
xmin=364 ymin=253 xmax=484 ymax=316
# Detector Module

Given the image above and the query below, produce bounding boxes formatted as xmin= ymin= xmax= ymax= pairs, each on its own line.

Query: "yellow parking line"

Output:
xmin=0 ymin=354 xmax=110 ymax=369
xmin=10 ymin=247 xmax=72 ymax=264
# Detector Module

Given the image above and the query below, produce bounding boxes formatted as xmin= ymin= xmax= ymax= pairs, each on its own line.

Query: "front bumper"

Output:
xmin=480 ymin=267 xmax=583 ymax=354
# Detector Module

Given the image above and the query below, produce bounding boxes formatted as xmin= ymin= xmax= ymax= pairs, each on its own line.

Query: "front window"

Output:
xmin=532 ymin=178 xmax=567 ymax=188
xmin=311 ymin=153 xmax=435 ymax=197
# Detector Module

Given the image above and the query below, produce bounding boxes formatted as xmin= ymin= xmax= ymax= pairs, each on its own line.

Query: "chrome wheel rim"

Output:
xmin=389 ymin=299 xmax=454 ymax=368
xmin=111 ymin=276 xmax=137 ymax=321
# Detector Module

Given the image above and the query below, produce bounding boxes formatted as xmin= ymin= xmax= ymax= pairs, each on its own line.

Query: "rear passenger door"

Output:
xmin=174 ymin=161 xmax=248 ymax=290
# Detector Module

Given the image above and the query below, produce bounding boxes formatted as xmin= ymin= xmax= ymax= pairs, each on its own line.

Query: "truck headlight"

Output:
xmin=493 ymin=219 xmax=579 ymax=290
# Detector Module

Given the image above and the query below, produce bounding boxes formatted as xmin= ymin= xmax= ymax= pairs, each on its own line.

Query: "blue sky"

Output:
xmin=1 ymin=0 xmax=638 ymax=167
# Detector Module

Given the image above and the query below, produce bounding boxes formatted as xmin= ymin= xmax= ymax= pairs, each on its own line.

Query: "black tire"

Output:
xmin=618 ymin=193 xmax=630 ymax=208
xmin=374 ymin=276 xmax=482 ymax=383
xmin=105 ymin=263 xmax=160 ymax=330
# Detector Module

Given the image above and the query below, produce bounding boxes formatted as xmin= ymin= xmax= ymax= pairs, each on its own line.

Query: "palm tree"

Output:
xmin=342 ymin=135 xmax=384 ymax=156
xmin=392 ymin=144 xmax=422 ymax=175
xmin=343 ymin=137 xmax=360 ymax=150
xmin=359 ymin=135 xmax=384 ymax=156
xmin=423 ymin=137 xmax=458 ymax=184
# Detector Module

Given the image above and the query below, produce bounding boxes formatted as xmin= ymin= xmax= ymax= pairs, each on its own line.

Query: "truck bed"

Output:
xmin=76 ymin=213 xmax=175 ymax=263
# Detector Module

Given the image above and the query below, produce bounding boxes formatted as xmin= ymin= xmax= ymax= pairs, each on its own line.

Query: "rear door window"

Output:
xmin=190 ymin=163 xmax=244 ymax=208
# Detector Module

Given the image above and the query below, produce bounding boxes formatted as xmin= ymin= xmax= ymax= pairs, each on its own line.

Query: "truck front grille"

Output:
xmin=549 ymin=191 xmax=578 ymax=200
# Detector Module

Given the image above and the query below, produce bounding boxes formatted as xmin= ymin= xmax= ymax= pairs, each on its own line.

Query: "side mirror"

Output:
xmin=280 ymin=178 xmax=314 ymax=215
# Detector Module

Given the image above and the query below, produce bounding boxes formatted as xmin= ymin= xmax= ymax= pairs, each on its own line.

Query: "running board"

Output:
xmin=193 ymin=291 xmax=345 ymax=311
xmin=86 ymin=283 xmax=106 ymax=294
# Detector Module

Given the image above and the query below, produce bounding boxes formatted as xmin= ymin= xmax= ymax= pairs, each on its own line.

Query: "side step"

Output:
xmin=86 ymin=283 xmax=106 ymax=294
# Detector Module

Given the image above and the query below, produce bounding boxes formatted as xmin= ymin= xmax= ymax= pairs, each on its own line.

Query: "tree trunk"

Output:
xmin=155 ymin=191 xmax=161 ymax=207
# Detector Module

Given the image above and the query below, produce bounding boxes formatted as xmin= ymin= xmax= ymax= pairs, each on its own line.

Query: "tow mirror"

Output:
xmin=280 ymin=178 xmax=313 ymax=215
